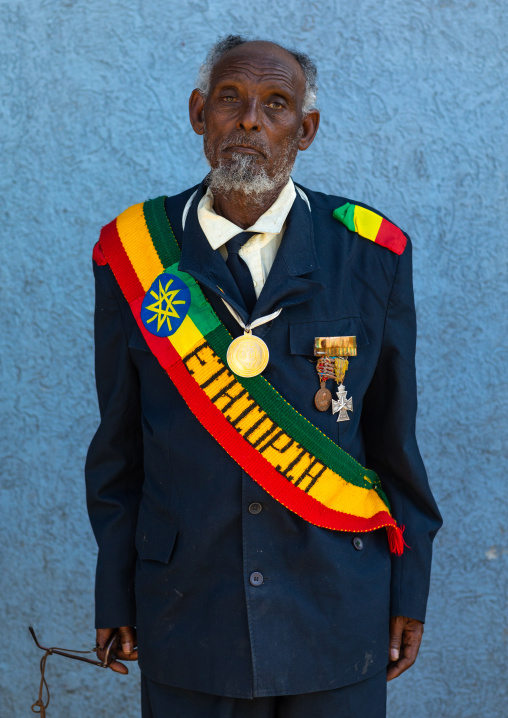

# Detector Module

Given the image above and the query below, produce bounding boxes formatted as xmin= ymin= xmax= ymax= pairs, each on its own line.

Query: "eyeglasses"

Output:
xmin=28 ymin=626 xmax=119 ymax=716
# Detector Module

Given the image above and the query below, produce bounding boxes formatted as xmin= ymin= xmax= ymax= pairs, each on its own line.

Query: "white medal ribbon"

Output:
xmin=221 ymin=299 xmax=282 ymax=333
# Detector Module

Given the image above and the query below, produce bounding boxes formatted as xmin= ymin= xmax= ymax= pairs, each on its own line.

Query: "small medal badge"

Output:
xmin=314 ymin=337 xmax=356 ymax=420
xmin=314 ymin=380 xmax=332 ymax=411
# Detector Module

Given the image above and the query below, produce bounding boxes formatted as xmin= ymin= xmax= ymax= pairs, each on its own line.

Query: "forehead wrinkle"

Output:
xmin=212 ymin=58 xmax=302 ymax=94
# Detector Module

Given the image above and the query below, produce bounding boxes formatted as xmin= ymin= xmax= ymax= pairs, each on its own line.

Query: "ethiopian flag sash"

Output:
xmin=95 ymin=197 xmax=405 ymax=554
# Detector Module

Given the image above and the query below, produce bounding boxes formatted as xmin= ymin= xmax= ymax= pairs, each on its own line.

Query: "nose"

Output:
xmin=237 ymin=99 xmax=261 ymax=132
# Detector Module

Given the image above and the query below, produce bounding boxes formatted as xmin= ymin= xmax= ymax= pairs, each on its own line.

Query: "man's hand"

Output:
xmin=96 ymin=626 xmax=138 ymax=674
xmin=387 ymin=616 xmax=423 ymax=681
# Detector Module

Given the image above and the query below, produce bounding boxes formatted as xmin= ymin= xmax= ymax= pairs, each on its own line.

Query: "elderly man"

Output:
xmin=86 ymin=35 xmax=442 ymax=718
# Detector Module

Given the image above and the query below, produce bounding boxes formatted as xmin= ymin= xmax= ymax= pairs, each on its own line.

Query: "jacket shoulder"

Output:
xmin=297 ymin=184 xmax=408 ymax=256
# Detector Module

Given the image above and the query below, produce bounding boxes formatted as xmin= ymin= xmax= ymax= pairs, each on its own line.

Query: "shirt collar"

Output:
xmin=197 ymin=178 xmax=297 ymax=251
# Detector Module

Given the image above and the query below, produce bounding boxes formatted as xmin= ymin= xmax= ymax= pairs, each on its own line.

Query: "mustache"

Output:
xmin=219 ymin=132 xmax=270 ymax=158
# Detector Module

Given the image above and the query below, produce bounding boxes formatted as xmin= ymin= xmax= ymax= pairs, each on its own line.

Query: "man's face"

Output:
xmin=195 ymin=42 xmax=311 ymax=194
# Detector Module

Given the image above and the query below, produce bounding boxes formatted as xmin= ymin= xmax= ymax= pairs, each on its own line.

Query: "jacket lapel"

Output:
xmin=250 ymin=191 xmax=323 ymax=322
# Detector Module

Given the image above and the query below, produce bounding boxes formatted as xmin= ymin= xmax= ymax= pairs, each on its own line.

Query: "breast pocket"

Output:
xmin=288 ymin=317 xmax=370 ymax=445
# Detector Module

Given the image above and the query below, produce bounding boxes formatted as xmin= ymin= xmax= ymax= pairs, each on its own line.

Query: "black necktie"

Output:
xmin=225 ymin=231 xmax=257 ymax=315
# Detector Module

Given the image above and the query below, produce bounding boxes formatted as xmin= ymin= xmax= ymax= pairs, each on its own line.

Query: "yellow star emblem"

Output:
xmin=144 ymin=277 xmax=187 ymax=333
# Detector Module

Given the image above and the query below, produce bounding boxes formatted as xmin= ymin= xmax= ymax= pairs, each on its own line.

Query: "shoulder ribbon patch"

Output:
xmin=333 ymin=202 xmax=407 ymax=255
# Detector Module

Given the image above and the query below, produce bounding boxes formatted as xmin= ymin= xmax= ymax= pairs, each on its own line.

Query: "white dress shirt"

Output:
xmin=197 ymin=179 xmax=297 ymax=298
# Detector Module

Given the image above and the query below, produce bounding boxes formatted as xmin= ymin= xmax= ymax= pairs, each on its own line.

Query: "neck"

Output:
xmin=212 ymin=183 xmax=286 ymax=229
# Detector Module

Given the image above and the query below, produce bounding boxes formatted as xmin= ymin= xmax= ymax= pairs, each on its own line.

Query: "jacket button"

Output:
xmin=248 ymin=502 xmax=262 ymax=515
xmin=249 ymin=572 xmax=263 ymax=586
xmin=352 ymin=536 xmax=364 ymax=551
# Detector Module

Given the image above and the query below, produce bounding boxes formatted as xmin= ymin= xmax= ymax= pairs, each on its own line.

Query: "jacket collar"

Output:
xmin=178 ymin=179 xmax=323 ymax=325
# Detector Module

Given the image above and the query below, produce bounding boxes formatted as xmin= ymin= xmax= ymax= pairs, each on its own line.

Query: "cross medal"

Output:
xmin=332 ymin=384 xmax=353 ymax=422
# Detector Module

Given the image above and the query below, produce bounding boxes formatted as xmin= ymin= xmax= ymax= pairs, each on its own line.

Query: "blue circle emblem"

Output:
xmin=141 ymin=273 xmax=191 ymax=337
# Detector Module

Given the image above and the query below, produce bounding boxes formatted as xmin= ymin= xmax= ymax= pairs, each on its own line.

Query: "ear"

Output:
xmin=189 ymin=89 xmax=206 ymax=136
xmin=298 ymin=110 xmax=320 ymax=151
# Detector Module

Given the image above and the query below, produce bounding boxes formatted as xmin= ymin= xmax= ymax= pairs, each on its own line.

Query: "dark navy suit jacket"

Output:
xmin=86 ymin=181 xmax=442 ymax=698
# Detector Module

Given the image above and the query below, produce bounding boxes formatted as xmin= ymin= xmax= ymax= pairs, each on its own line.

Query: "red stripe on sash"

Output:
xmin=131 ymin=296 xmax=181 ymax=369
xmin=99 ymin=219 xmax=145 ymax=303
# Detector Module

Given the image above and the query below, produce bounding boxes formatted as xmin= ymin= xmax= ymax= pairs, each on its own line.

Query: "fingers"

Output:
xmin=95 ymin=627 xmax=115 ymax=666
xmin=388 ymin=616 xmax=405 ymax=663
xmin=96 ymin=635 xmax=126 ymax=672
xmin=117 ymin=625 xmax=137 ymax=658
xmin=95 ymin=626 xmax=138 ymax=675
xmin=387 ymin=616 xmax=424 ymax=682
xmin=387 ymin=653 xmax=414 ymax=681
xmin=107 ymin=659 xmax=130 ymax=675
xmin=115 ymin=647 xmax=139 ymax=661
xmin=96 ymin=627 xmax=115 ymax=648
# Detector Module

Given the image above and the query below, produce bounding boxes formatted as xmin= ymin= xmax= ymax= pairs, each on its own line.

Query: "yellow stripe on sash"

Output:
xmin=307 ymin=474 xmax=385 ymax=517
xmin=170 ymin=317 xmax=205 ymax=358
xmin=117 ymin=203 xmax=164 ymax=289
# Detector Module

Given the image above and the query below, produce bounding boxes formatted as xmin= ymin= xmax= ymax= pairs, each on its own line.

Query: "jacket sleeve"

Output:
xmin=85 ymin=260 xmax=144 ymax=629
xmin=362 ymin=238 xmax=442 ymax=622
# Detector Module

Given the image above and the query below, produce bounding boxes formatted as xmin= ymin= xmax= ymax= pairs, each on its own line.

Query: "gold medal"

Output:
xmin=227 ymin=332 xmax=269 ymax=377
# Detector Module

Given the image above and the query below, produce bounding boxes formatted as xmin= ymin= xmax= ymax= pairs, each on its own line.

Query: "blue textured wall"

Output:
xmin=1 ymin=1 xmax=506 ymax=715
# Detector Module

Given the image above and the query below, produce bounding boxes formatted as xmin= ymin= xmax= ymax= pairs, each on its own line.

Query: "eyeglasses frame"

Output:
xmin=28 ymin=626 xmax=119 ymax=669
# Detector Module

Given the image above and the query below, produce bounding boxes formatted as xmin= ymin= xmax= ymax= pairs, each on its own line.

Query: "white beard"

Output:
xmin=203 ymin=128 xmax=300 ymax=203
xmin=207 ymin=152 xmax=293 ymax=196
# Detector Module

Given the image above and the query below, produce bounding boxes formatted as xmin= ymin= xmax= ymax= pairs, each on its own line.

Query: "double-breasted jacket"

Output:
xmin=85 ymin=181 xmax=442 ymax=698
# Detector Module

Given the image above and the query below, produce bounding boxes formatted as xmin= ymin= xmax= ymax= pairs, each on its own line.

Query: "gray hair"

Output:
xmin=196 ymin=35 xmax=318 ymax=114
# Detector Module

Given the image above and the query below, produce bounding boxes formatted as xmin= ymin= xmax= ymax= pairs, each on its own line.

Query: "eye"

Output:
xmin=221 ymin=95 xmax=239 ymax=103
xmin=265 ymin=101 xmax=284 ymax=110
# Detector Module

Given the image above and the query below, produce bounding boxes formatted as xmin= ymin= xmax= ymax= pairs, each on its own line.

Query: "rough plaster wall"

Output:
xmin=1 ymin=0 xmax=506 ymax=715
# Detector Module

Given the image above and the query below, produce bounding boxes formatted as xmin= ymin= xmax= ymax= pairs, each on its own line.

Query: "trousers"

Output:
xmin=140 ymin=669 xmax=387 ymax=718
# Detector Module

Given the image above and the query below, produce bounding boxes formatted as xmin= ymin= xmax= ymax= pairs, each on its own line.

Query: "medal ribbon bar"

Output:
xmin=314 ymin=336 xmax=357 ymax=357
